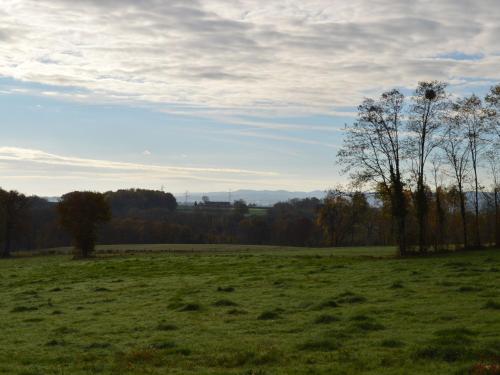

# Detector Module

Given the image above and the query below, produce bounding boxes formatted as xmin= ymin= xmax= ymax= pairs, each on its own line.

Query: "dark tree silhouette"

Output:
xmin=57 ymin=191 xmax=111 ymax=258
xmin=0 ymin=189 xmax=29 ymax=258
xmin=407 ymin=81 xmax=448 ymax=252
xmin=105 ymin=189 xmax=177 ymax=215
xmin=338 ymin=89 xmax=408 ymax=255
xmin=233 ymin=199 xmax=249 ymax=216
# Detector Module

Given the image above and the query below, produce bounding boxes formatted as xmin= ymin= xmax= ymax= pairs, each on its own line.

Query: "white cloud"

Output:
xmin=0 ymin=147 xmax=277 ymax=176
xmin=0 ymin=0 xmax=498 ymax=115
xmin=142 ymin=150 xmax=151 ymax=156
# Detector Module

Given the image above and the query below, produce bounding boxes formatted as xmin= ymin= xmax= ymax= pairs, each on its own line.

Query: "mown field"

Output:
xmin=0 ymin=245 xmax=499 ymax=375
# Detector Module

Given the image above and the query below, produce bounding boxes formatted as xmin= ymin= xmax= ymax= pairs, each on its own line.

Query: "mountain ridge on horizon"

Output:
xmin=174 ymin=189 xmax=328 ymax=206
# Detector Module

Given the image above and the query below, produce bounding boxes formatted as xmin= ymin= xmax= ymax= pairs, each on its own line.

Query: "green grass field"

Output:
xmin=1 ymin=245 xmax=499 ymax=374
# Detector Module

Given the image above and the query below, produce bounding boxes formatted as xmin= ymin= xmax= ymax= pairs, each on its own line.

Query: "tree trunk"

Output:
xmin=435 ymin=190 xmax=445 ymax=251
xmin=473 ymin=165 xmax=481 ymax=248
xmin=397 ymin=213 xmax=407 ymax=256
xmin=495 ymin=188 xmax=499 ymax=248
xmin=416 ymin=186 xmax=427 ymax=253
xmin=393 ymin=181 xmax=407 ymax=256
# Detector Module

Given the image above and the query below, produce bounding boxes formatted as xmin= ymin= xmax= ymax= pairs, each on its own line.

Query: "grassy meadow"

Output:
xmin=0 ymin=245 xmax=499 ymax=374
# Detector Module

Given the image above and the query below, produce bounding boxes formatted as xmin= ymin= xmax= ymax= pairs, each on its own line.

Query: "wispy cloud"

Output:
xmin=218 ymin=130 xmax=338 ymax=149
xmin=0 ymin=0 xmax=498 ymax=114
xmin=0 ymin=147 xmax=278 ymax=176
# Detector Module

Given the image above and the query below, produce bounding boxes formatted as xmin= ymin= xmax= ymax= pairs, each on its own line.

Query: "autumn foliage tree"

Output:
xmin=57 ymin=191 xmax=111 ymax=258
xmin=338 ymin=89 xmax=408 ymax=255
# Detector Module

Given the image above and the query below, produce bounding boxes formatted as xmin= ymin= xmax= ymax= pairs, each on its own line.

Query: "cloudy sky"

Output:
xmin=1 ymin=0 xmax=499 ymax=196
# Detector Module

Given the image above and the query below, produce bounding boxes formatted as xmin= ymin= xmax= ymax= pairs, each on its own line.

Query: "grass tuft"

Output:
xmin=483 ymin=300 xmax=500 ymax=310
xmin=257 ymin=310 xmax=281 ymax=320
xmin=415 ymin=327 xmax=475 ymax=362
xmin=318 ymin=299 xmax=339 ymax=309
xmin=217 ymin=286 xmax=235 ymax=292
xmin=457 ymin=286 xmax=482 ymax=292
xmin=354 ymin=321 xmax=385 ymax=331
xmin=390 ymin=281 xmax=404 ymax=289
xmin=227 ymin=308 xmax=248 ymax=315
xmin=380 ymin=339 xmax=405 ymax=348
xmin=213 ymin=299 xmax=238 ymax=307
xmin=157 ymin=322 xmax=178 ymax=331
xmin=178 ymin=303 xmax=202 ymax=312
xmin=85 ymin=342 xmax=111 ymax=349
xmin=46 ymin=339 xmax=65 ymax=346
xmin=314 ymin=314 xmax=340 ymax=324
xmin=337 ymin=291 xmax=366 ymax=304
xmin=150 ymin=341 xmax=176 ymax=350
xmin=94 ymin=287 xmax=110 ymax=292
xmin=298 ymin=338 xmax=340 ymax=352
xmin=11 ymin=306 xmax=38 ymax=313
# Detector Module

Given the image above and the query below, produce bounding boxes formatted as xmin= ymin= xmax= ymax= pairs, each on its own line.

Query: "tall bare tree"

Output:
xmin=442 ymin=114 xmax=470 ymax=249
xmin=338 ymin=89 xmax=408 ymax=255
xmin=454 ymin=95 xmax=491 ymax=247
xmin=407 ymin=81 xmax=448 ymax=252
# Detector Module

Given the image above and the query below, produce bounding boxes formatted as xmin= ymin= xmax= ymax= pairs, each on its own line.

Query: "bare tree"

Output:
xmin=454 ymin=95 xmax=492 ymax=247
xmin=407 ymin=81 xmax=448 ymax=252
xmin=442 ymin=114 xmax=471 ymax=249
xmin=338 ymin=89 xmax=408 ymax=255
xmin=485 ymin=149 xmax=500 ymax=247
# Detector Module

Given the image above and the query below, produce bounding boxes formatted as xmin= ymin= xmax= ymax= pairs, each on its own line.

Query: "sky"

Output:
xmin=0 ymin=0 xmax=499 ymax=196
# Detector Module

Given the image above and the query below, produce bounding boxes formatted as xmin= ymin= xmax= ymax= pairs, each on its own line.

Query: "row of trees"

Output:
xmin=1 ymin=184 xmax=498 ymax=258
xmin=338 ymin=82 xmax=500 ymax=255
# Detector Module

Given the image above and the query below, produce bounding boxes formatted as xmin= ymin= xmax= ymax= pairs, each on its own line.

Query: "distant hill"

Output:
xmin=175 ymin=190 xmax=327 ymax=206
